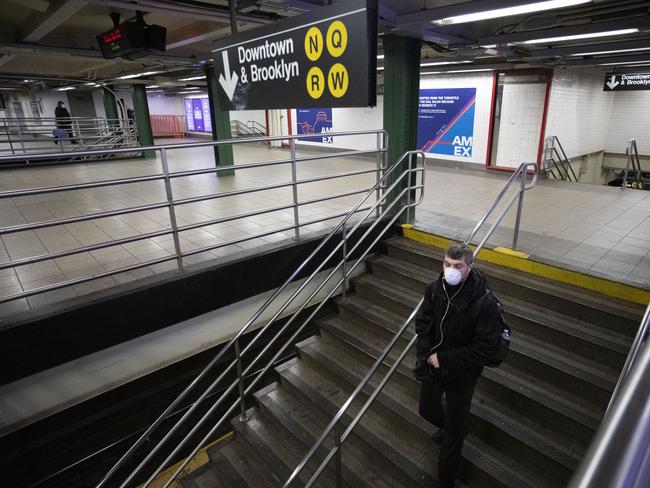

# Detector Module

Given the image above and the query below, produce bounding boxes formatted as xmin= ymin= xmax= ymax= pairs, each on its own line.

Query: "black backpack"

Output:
xmin=472 ymin=289 xmax=510 ymax=368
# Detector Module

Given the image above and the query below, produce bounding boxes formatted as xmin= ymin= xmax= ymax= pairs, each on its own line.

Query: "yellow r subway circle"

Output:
xmin=304 ymin=27 xmax=323 ymax=62
xmin=326 ymin=21 xmax=347 ymax=58
xmin=306 ymin=66 xmax=325 ymax=99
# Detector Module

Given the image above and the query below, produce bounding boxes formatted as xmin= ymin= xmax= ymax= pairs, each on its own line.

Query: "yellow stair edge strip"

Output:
xmin=401 ymin=225 xmax=650 ymax=306
xmin=141 ymin=431 xmax=234 ymax=488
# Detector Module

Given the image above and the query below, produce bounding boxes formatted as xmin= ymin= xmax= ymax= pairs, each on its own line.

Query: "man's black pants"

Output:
xmin=419 ymin=379 xmax=475 ymax=486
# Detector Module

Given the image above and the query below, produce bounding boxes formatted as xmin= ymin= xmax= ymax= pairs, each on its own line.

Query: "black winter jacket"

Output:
xmin=415 ymin=268 xmax=501 ymax=388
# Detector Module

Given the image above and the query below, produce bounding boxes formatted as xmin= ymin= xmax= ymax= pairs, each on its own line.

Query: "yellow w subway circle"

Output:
xmin=328 ymin=63 xmax=349 ymax=98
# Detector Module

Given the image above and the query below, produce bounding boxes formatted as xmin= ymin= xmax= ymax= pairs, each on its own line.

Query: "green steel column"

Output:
xmin=382 ymin=35 xmax=421 ymax=222
xmin=132 ymin=84 xmax=155 ymax=158
xmin=103 ymin=85 xmax=119 ymax=122
xmin=206 ymin=65 xmax=235 ymax=176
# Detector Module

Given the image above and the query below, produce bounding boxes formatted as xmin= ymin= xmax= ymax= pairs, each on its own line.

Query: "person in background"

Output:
xmin=54 ymin=101 xmax=77 ymax=143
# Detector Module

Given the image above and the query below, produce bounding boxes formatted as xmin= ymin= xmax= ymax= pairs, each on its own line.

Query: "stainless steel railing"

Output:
xmin=0 ymin=129 xmax=388 ymax=306
xmin=569 ymin=302 xmax=650 ymax=488
xmin=95 ymin=149 xmax=425 ymax=488
xmin=284 ymin=161 xmax=539 ymax=488
xmin=623 ymin=138 xmax=644 ymax=190
xmin=0 ymin=116 xmax=139 ymax=159
xmin=543 ymin=136 xmax=578 ymax=182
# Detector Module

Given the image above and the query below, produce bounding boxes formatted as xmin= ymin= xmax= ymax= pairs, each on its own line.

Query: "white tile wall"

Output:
xmin=495 ymin=82 xmax=546 ymax=167
xmin=420 ymin=72 xmax=494 ymax=165
xmin=544 ymin=67 xmax=614 ymax=158
xmin=605 ymin=90 xmax=650 ymax=155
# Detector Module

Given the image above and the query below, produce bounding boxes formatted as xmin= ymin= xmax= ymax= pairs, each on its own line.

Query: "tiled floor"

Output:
xmin=1 ymin=140 xmax=649 ymax=318
xmin=0 ymin=138 xmax=382 ymax=316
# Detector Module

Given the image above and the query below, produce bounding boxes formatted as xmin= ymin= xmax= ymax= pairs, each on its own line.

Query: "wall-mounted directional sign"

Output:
xmin=604 ymin=72 xmax=650 ymax=91
xmin=211 ymin=0 xmax=377 ymax=110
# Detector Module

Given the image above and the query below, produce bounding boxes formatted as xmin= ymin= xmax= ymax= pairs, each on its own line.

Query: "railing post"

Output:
xmin=75 ymin=120 xmax=84 ymax=147
xmin=290 ymin=137 xmax=300 ymax=239
xmin=235 ymin=338 xmax=249 ymax=422
xmin=335 ymin=421 xmax=342 ymax=488
xmin=2 ymin=120 xmax=14 ymax=155
xmin=406 ymin=153 xmax=413 ymax=224
xmin=341 ymin=224 xmax=347 ymax=300
xmin=160 ymin=148 xmax=184 ymax=271
xmin=375 ymin=131 xmax=382 ymax=219
xmin=512 ymin=165 xmax=526 ymax=250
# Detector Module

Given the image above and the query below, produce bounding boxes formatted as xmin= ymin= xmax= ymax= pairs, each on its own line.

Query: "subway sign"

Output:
xmin=604 ymin=72 xmax=650 ymax=91
xmin=211 ymin=0 xmax=377 ymax=110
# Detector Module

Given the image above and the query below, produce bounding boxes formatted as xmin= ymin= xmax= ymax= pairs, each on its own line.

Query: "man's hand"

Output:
xmin=427 ymin=353 xmax=440 ymax=369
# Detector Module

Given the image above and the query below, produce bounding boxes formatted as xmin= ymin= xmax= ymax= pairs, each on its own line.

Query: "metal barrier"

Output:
xmin=0 ymin=130 xmax=387 ymax=306
xmin=150 ymin=115 xmax=186 ymax=138
xmin=231 ymin=119 xmax=266 ymax=138
xmin=623 ymin=138 xmax=644 ymax=190
xmin=543 ymin=135 xmax=578 ymax=182
xmin=569 ymin=302 xmax=650 ymax=488
xmin=94 ymin=146 xmax=424 ymax=488
xmin=283 ymin=161 xmax=539 ymax=488
xmin=0 ymin=116 xmax=139 ymax=160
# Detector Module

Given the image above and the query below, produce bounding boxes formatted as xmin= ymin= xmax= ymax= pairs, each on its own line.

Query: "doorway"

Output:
xmin=487 ymin=70 xmax=552 ymax=170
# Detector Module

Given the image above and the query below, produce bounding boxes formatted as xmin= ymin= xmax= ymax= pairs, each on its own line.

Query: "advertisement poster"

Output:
xmin=417 ymin=88 xmax=476 ymax=158
xmin=201 ymin=99 xmax=212 ymax=132
xmin=192 ymin=99 xmax=204 ymax=132
xmin=184 ymin=98 xmax=195 ymax=132
xmin=296 ymin=108 xmax=333 ymax=143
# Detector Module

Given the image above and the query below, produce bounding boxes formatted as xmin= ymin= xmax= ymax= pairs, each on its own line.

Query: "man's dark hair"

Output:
xmin=446 ymin=243 xmax=474 ymax=265
xmin=57 ymin=101 xmax=64 ymax=105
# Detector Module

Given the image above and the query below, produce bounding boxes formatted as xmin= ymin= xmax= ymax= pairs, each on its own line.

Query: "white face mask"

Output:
xmin=444 ymin=267 xmax=463 ymax=286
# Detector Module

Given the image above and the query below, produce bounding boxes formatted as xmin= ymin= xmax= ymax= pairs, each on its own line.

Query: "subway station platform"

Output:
xmin=1 ymin=139 xmax=648 ymax=318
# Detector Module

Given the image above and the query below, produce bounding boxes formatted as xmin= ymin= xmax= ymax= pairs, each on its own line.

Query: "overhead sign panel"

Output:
xmin=211 ymin=0 xmax=377 ymax=110
xmin=604 ymin=73 xmax=650 ymax=91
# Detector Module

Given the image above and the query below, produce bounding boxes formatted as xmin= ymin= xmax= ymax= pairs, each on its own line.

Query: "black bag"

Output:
xmin=473 ymin=290 xmax=510 ymax=368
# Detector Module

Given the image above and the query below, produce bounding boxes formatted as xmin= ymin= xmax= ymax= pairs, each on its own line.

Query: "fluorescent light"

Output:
xmin=599 ymin=60 xmax=650 ymax=66
xmin=117 ymin=71 xmax=161 ymax=79
xmin=521 ymin=28 xmax=639 ymax=45
xmin=56 ymin=86 xmax=76 ymax=91
xmin=422 ymin=68 xmax=493 ymax=75
xmin=420 ymin=60 xmax=472 ymax=67
xmin=432 ymin=0 xmax=590 ymax=25
xmin=179 ymin=75 xmax=206 ymax=81
xmin=377 ymin=54 xmax=384 ymax=60
xmin=146 ymin=85 xmax=159 ymax=88
xmin=84 ymin=82 xmax=98 ymax=86
xmin=571 ymin=47 xmax=650 ymax=56
xmin=178 ymin=90 xmax=205 ymax=94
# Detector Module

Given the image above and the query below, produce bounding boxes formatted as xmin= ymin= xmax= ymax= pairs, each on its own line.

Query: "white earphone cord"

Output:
xmin=432 ymin=276 xmax=467 ymax=353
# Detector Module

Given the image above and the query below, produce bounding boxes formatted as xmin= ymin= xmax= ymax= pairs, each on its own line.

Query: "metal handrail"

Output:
xmin=544 ymin=136 xmax=578 ymax=182
xmin=465 ymin=162 xmax=539 ymax=250
xmin=285 ymin=161 xmax=539 ymax=488
xmin=0 ymin=130 xmax=387 ymax=305
xmin=569 ymin=302 xmax=650 ymax=488
xmin=96 ymin=149 xmax=424 ymax=488
xmin=622 ymin=139 xmax=644 ymax=190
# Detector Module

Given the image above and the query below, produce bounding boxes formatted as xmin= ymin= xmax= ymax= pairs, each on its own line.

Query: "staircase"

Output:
xmin=178 ymin=236 xmax=642 ymax=488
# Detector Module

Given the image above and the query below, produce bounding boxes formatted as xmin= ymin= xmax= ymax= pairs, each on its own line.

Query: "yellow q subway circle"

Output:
xmin=304 ymin=26 xmax=323 ymax=62
xmin=306 ymin=66 xmax=325 ymax=99
xmin=326 ymin=21 xmax=347 ymax=58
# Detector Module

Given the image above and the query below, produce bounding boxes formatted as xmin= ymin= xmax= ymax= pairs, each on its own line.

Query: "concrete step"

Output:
xmin=208 ymin=433 xmax=279 ymax=488
xmin=231 ymin=401 xmax=346 ymax=488
xmin=315 ymin=317 xmax=584 ymax=483
xmin=180 ymin=463 xmax=230 ymax=488
xmin=297 ymin=334 xmax=559 ymax=488
xmin=347 ymin=276 xmax=619 ymax=408
xmin=383 ymin=237 xmax=644 ymax=335
xmin=254 ymin=376 xmax=413 ymax=488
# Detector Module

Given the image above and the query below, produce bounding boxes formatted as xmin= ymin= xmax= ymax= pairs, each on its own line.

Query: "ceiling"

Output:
xmin=0 ymin=0 xmax=649 ymax=95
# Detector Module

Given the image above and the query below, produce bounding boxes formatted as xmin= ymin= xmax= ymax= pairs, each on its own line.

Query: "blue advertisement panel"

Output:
xmin=202 ymin=99 xmax=212 ymax=132
xmin=192 ymin=99 xmax=204 ymax=132
xmin=184 ymin=98 xmax=195 ymax=132
xmin=296 ymin=108 xmax=333 ymax=143
xmin=417 ymin=88 xmax=476 ymax=158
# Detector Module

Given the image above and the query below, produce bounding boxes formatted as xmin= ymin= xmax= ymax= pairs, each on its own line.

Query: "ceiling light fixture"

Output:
xmin=432 ymin=0 xmax=590 ymax=25
xmin=377 ymin=54 xmax=384 ymax=59
xmin=117 ymin=71 xmax=162 ymax=80
xmin=179 ymin=75 xmax=206 ymax=81
xmin=570 ymin=46 xmax=650 ymax=56
xmin=420 ymin=60 xmax=473 ymax=67
xmin=146 ymin=85 xmax=159 ymax=88
xmin=422 ymin=68 xmax=493 ymax=75
xmin=56 ymin=86 xmax=76 ymax=91
xmin=599 ymin=60 xmax=650 ymax=66
xmin=521 ymin=28 xmax=639 ymax=45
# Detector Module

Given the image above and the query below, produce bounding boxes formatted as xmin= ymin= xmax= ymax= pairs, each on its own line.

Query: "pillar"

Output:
xmin=103 ymin=85 xmax=119 ymax=122
xmin=206 ymin=65 xmax=235 ymax=176
xmin=382 ymin=34 xmax=421 ymax=222
xmin=132 ymin=84 xmax=155 ymax=158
